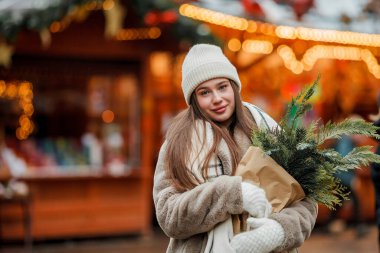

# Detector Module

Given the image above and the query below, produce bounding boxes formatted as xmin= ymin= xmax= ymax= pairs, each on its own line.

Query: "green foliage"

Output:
xmin=0 ymin=0 xmax=104 ymax=42
xmin=252 ymin=74 xmax=380 ymax=209
xmin=317 ymin=119 xmax=380 ymax=145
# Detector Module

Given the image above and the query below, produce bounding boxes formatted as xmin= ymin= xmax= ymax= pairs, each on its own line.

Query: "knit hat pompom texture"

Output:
xmin=181 ymin=44 xmax=242 ymax=105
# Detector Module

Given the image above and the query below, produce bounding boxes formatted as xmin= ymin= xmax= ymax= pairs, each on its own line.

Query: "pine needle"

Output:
xmin=317 ymin=119 xmax=380 ymax=145
xmin=251 ymin=75 xmax=380 ymax=209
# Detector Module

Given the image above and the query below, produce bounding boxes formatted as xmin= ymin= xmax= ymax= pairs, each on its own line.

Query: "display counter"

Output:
xmin=0 ymin=169 xmax=152 ymax=241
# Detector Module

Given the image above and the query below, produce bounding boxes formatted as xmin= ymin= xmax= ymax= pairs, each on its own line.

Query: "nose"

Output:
xmin=212 ymin=91 xmax=223 ymax=103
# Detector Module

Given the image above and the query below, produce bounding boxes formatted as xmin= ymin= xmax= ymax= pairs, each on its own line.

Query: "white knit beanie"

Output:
xmin=181 ymin=44 xmax=242 ymax=105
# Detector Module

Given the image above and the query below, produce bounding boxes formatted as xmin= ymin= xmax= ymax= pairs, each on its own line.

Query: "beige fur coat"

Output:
xmin=153 ymin=103 xmax=318 ymax=253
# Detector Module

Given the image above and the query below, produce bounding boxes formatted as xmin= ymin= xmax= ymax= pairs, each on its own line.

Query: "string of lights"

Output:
xmin=180 ymin=3 xmax=380 ymax=78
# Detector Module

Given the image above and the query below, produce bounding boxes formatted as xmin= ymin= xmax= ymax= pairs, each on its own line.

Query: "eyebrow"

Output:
xmin=197 ymin=80 xmax=229 ymax=90
xmin=216 ymin=80 xmax=229 ymax=85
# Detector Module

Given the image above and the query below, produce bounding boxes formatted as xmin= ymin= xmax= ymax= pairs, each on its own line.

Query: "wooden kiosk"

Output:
xmin=0 ymin=8 xmax=160 ymax=241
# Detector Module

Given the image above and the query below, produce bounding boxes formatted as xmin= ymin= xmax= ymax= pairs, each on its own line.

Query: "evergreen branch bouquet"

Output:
xmin=249 ymin=75 xmax=380 ymax=210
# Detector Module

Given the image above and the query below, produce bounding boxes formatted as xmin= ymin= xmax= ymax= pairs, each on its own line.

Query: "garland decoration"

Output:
xmin=0 ymin=0 xmax=104 ymax=43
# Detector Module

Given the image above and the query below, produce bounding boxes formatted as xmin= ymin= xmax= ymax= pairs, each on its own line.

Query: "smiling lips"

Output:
xmin=213 ymin=106 xmax=227 ymax=114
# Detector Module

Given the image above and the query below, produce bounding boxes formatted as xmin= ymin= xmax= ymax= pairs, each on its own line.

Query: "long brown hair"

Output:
xmin=165 ymin=81 xmax=256 ymax=191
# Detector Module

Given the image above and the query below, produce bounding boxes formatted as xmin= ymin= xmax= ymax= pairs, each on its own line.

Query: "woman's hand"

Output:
xmin=241 ymin=182 xmax=272 ymax=218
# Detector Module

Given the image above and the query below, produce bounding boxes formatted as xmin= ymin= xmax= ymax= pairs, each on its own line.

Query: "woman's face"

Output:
xmin=195 ymin=77 xmax=235 ymax=125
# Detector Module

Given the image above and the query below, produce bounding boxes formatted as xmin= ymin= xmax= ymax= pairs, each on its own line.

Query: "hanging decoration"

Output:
xmin=104 ymin=0 xmax=126 ymax=39
xmin=39 ymin=28 xmax=52 ymax=49
xmin=130 ymin=0 xmax=219 ymax=45
xmin=289 ymin=0 xmax=314 ymax=20
xmin=144 ymin=10 xmax=178 ymax=26
xmin=0 ymin=42 xmax=13 ymax=68
xmin=274 ymin=0 xmax=314 ymax=20
xmin=241 ymin=0 xmax=265 ymax=19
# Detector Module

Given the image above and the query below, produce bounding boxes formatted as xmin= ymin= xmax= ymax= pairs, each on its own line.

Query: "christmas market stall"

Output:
xmin=0 ymin=0 xmax=380 ymax=243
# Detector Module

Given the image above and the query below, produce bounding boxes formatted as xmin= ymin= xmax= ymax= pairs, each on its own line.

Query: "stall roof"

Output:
xmin=197 ymin=0 xmax=379 ymax=34
xmin=1 ymin=0 xmax=379 ymax=35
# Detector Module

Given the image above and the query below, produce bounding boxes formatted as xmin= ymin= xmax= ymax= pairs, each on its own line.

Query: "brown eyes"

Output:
xmin=199 ymin=90 xmax=210 ymax=96
xmin=197 ymin=83 xmax=229 ymax=96
xmin=219 ymin=84 xmax=228 ymax=90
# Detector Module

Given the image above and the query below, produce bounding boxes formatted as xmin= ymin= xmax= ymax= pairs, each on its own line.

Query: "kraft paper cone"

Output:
xmin=236 ymin=146 xmax=305 ymax=213
xmin=232 ymin=147 xmax=306 ymax=253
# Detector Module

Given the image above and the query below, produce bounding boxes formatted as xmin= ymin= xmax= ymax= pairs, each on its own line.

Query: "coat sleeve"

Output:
xmin=270 ymin=198 xmax=318 ymax=252
xmin=153 ymin=141 xmax=244 ymax=240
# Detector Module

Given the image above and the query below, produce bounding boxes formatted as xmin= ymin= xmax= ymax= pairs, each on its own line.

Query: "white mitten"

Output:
xmin=241 ymin=182 xmax=272 ymax=218
xmin=247 ymin=217 xmax=270 ymax=229
xmin=230 ymin=218 xmax=285 ymax=253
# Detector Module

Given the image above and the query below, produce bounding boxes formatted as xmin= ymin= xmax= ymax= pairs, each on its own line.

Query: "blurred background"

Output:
xmin=0 ymin=0 xmax=379 ymax=252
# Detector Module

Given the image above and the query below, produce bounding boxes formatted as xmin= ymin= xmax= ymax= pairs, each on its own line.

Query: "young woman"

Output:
xmin=153 ymin=44 xmax=317 ymax=253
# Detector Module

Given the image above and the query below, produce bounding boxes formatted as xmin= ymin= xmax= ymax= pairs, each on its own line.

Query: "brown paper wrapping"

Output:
xmin=233 ymin=146 xmax=305 ymax=234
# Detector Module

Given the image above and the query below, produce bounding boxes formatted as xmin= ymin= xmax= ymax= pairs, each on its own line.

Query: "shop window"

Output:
xmin=0 ymin=57 xmax=141 ymax=178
